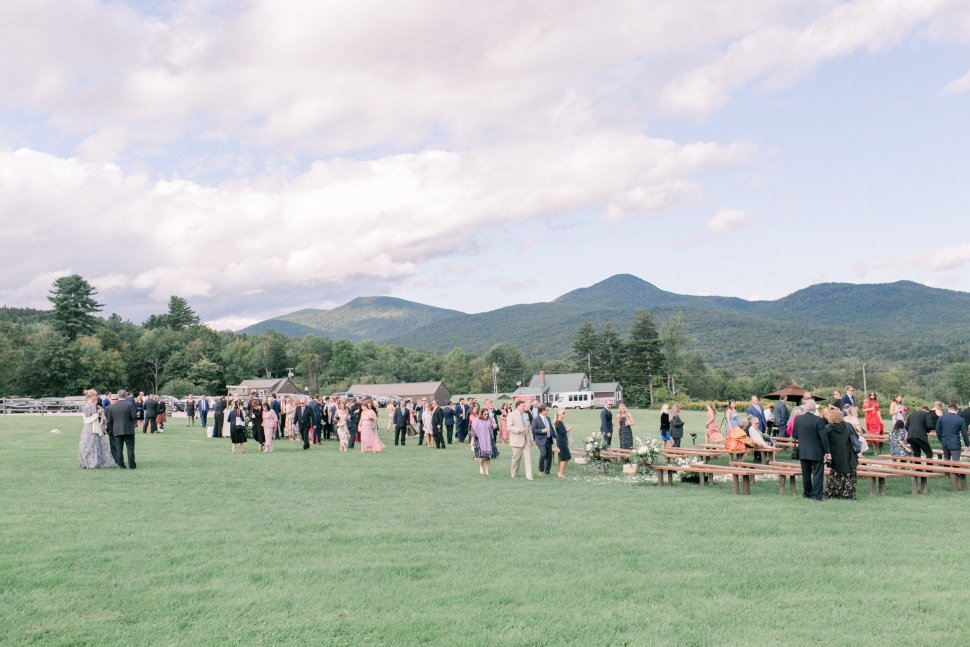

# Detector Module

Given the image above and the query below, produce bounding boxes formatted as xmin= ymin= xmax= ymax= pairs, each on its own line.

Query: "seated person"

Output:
xmin=746 ymin=416 xmax=772 ymax=448
xmin=725 ymin=420 xmax=757 ymax=452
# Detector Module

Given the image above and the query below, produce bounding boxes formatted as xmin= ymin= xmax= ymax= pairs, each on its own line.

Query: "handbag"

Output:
xmin=849 ymin=430 xmax=863 ymax=453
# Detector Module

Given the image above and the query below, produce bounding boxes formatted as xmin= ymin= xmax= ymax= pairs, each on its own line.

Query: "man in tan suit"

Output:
xmin=507 ymin=400 xmax=534 ymax=480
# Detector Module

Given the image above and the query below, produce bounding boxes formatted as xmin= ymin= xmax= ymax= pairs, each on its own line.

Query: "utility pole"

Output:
xmin=862 ymin=363 xmax=867 ymax=395
xmin=491 ymin=363 xmax=499 ymax=395
xmin=587 ymin=352 xmax=592 ymax=381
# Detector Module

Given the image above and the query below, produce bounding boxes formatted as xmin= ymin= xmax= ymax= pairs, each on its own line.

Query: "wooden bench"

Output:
xmin=655 ymin=462 xmax=785 ymax=495
xmin=863 ymin=434 xmax=887 ymax=453
xmin=859 ymin=458 xmax=943 ymax=494
xmin=729 ymin=461 xmax=798 ymax=495
xmin=876 ymin=455 xmax=970 ymax=491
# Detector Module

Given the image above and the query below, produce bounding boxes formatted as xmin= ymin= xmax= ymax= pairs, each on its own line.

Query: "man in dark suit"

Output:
xmin=393 ymin=400 xmax=410 ymax=446
xmin=600 ymin=400 xmax=613 ymax=447
xmin=773 ymin=396 xmax=790 ymax=437
xmin=270 ymin=396 xmax=282 ymax=439
xmin=532 ymin=404 xmax=554 ymax=475
xmin=430 ymin=401 xmax=446 ymax=449
xmin=455 ymin=398 xmax=469 ymax=443
xmin=936 ymin=401 xmax=970 ymax=461
xmin=839 ymin=386 xmax=856 ymax=411
xmin=906 ymin=406 xmax=935 ymax=459
xmin=310 ymin=397 xmax=322 ymax=444
xmin=746 ymin=396 xmax=768 ymax=439
xmin=197 ymin=395 xmax=210 ymax=430
xmin=295 ymin=400 xmax=313 ymax=449
xmin=442 ymin=403 xmax=455 ymax=444
xmin=106 ymin=390 xmax=138 ymax=469
xmin=142 ymin=394 xmax=159 ymax=433
xmin=415 ymin=399 xmax=426 ymax=446
xmin=792 ymin=399 xmax=830 ymax=500
xmin=212 ymin=396 xmax=226 ymax=438
xmin=348 ymin=398 xmax=361 ymax=449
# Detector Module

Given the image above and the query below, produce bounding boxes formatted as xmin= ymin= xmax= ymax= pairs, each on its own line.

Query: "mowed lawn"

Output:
xmin=1 ymin=410 xmax=968 ymax=647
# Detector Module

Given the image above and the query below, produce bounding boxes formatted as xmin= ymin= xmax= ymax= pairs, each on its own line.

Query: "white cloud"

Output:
xmin=929 ymin=243 xmax=970 ymax=271
xmin=708 ymin=208 xmax=759 ymax=235
xmin=942 ymin=68 xmax=970 ymax=95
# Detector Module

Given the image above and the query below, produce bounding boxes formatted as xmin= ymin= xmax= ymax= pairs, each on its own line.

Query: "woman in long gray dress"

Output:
xmin=78 ymin=390 xmax=117 ymax=469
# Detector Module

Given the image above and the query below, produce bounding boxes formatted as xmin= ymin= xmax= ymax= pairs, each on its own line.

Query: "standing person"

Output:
xmin=746 ymin=396 xmax=767 ymax=438
xmin=905 ymin=405 xmax=934 ymax=460
xmin=198 ymin=395 xmax=210 ymax=431
xmin=228 ymin=401 xmax=248 ymax=454
xmin=212 ymin=396 xmax=226 ymax=438
xmin=792 ymin=399 xmax=830 ymax=500
xmin=185 ymin=394 xmax=196 ymax=427
xmin=430 ymin=401 xmax=446 ymax=449
xmin=443 ymin=402 xmax=455 ymax=444
xmin=659 ymin=404 xmax=671 ymax=446
xmin=498 ymin=404 xmax=509 ymax=443
xmin=839 ymin=386 xmax=856 ymax=411
xmin=359 ymin=400 xmax=385 ymax=453
xmin=250 ymin=401 xmax=265 ymax=452
xmin=156 ymin=397 xmax=167 ymax=432
xmin=295 ymin=399 xmax=313 ymax=450
xmin=348 ymin=398 xmax=361 ymax=449
xmin=554 ymin=409 xmax=572 ymax=478
xmin=773 ymin=396 xmax=789 ymax=437
xmin=335 ymin=401 xmax=350 ymax=452
xmin=507 ymin=401 xmax=534 ymax=480
xmin=385 ymin=401 xmax=395 ymax=433
xmin=284 ymin=397 xmax=297 ymax=440
xmin=393 ymin=400 xmax=410 ymax=446
xmin=422 ymin=401 xmax=434 ymax=448
xmin=936 ymin=401 xmax=970 ymax=461
xmin=79 ymin=390 xmax=117 ymax=469
xmin=823 ymin=407 xmax=859 ymax=500
xmin=862 ymin=391 xmax=883 ymax=434
xmin=532 ymin=404 xmax=554 ymax=476
xmin=106 ymin=390 xmax=138 ymax=469
xmin=617 ymin=404 xmax=634 ymax=449
xmin=600 ymin=400 xmax=614 ymax=447
xmin=704 ymin=402 xmax=724 ymax=444
xmin=786 ymin=406 xmax=803 ymax=437
xmin=262 ymin=402 xmax=278 ymax=453
xmin=134 ymin=392 xmax=145 ymax=427
xmin=889 ymin=394 xmax=906 ymax=427
xmin=471 ymin=407 xmax=498 ymax=475
xmin=669 ymin=404 xmax=685 ymax=447
xmin=270 ymin=396 xmax=283 ymax=439
xmin=888 ymin=419 xmax=912 ymax=457
xmin=142 ymin=394 xmax=159 ymax=433
xmin=725 ymin=400 xmax=740 ymax=429
xmin=414 ymin=399 xmax=426 ymax=446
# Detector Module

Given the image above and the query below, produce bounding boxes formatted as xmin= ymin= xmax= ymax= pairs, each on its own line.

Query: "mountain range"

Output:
xmin=243 ymin=274 xmax=970 ymax=374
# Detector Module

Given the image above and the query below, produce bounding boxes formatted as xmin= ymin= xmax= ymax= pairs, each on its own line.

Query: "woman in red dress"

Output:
xmin=862 ymin=391 xmax=884 ymax=433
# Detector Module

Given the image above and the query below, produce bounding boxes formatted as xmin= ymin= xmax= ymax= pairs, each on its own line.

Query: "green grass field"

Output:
xmin=1 ymin=410 xmax=968 ymax=646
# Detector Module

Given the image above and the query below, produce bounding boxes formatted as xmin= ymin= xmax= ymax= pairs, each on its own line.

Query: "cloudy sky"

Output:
xmin=2 ymin=0 xmax=970 ymax=329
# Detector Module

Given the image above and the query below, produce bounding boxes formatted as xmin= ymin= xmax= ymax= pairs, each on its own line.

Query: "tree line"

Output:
xmin=2 ymin=274 xmax=968 ymax=405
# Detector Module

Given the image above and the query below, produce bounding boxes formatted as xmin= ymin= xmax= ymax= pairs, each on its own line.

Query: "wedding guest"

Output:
xmin=250 ymin=401 xmax=265 ymax=452
xmin=862 ymin=391 xmax=883 ymax=433
xmin=669 ymin=404 xmax=685 ymax=447
xmin=746 ymin=414 xmax=772 ymax=462
xmin=554 ymin=409 xmax=571 ymax=478
xmin=507 ymin=401 xmax=534 ymax=480
xmin=228 ymin=401 xmax=248 ymax=454
xmin=359 ymin=399 xmax=385 ymax=453
xmin=335 ymin=401 xmax=350 ymax=452
xmin=386 ymin=401 xmax=395 ymax=432
xmin=143 ymin=394 xmax=159 ymax=433
xmin=889 ymin=394 xmax=906 ymax=427
xmin=198 ymin=395 xmax=210 ymax=430
xmin=936 ymin=401 xmax=970 ymax=461
xmin=79 ymin=390 xmax=117 ymax=469
xmin=212 ymin=396 xmax=226 ymax=438
xmin=393 ymin=400 xmax=410 ymax=446
xmin=135 ymin=392 xmax=145 ymax=426
xmin=285 ymin=397 xmax=298 ymax=440
xmin=786 ymin=406 xmax=803 ymax=437
xmin=725 ymin=421 xmax=751 ymax=453
xmin=262 ymin=402 xmax=278 ymax=452
xmin=823 ymin=407 xmax=858 ymax=500
xmin=270 ymin=396 xmax=282 ymax=439
xmin=430 ymin=400 xmax=446 ymax=449
xmin=659 ymin=404 xmax=671 ymax=446
xmin=106 ymin=390 xmax=138 ymax=469
xmin=422 ymin=401 xmax=434 ymax=448
xmin=532 ymin=404 xmax=554 ymax=476
xmin=888 ymin=419 xmax=912 ymax=457
xmin=600 ymin=399 xmax=614 ymax=447
xmin=704 ymin=402 xmax=724 ymax=444
xmin=471 ymin=407 xmax=499 ymax=475
xmin=617 ymin=403 xmax=634 ymax=450
xmin=498 ymin=404 xmax=510 ymax=443
xmin=156 ymin=396 xmax=167 ymax=432
xmin=793 ymin=399 xmax=829 ymax=500
xmin=905 ymin=405 xmax=934 ymax=460
xmin=725 ymin=400 xmax=740 ymax=429
xmin=185 ymin=394 xmax=196 ymax=427
xmin=443 ymin=402 xmax=456 ymax=444
xmin=772 ymin=396 xmax=789 ymax=437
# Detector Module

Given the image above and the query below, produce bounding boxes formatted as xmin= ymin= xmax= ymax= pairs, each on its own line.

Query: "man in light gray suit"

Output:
xmin=507 ymin=401 xmax=534 ymax=480
xmin=532 ymin=404 xmax=554 ymax=476
xmin=106 ymin=389 xmax=138 ymax=469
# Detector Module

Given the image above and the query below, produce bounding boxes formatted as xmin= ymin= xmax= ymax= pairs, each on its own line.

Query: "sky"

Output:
xmin=2 ymin=0 xmax=970 ymax=329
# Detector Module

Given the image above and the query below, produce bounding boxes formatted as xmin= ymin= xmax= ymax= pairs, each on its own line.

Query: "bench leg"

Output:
xmin=879 ymin=477 xmax=885 ymax=496
xmin=789 ymin=475 xmax=796 ymax=495
xmin=777 ymin=475 xmax=784 ymax=496
xmin=742 ymin=475 xmax=751 ymax=495
xmin=731 ymin=474 xmax=739 ymax=495
xmin=668 ymin=471 xmax=674 ymax=486
xmin=869 ymin=477 xmax=875 ymax=497
xmin=962 ymin=474 xmax=968 ymax=491
xmin=910 ymin=477 xmax=917 ymax=495
xmin=657 ymin=470 xmax=664 ymax=486
xmin=921 ymin=476 xmax=928 ymax=495
xmin=951 ymin=473 xmax=958 ymax=491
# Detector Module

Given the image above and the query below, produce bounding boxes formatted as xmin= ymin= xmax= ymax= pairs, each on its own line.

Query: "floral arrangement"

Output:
xmin=672 ymin=455 xmax=703 ymax=482
xmin=582 ymin=432 xmax=608 ymax=469
xmin=625 ymin=437 xmax=663 ymax=475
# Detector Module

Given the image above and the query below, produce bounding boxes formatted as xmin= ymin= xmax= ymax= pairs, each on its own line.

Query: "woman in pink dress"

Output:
xmin=262 ymin=400 xmax=278 ymax=452
xmin=498 ymin=404 xmax=509 ymax=443
xmin=862 ymin=391 xmax=883 ymax=434
xmin=359 ymin=399 xmax=385 ymax=453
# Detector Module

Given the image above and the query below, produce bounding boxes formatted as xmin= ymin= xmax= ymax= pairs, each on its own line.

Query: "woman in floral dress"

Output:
xmin=471 ymin=408 xmax=498 ymax=475
xmin=823 ymin=407 xmax=859 ymax=500
xmin=78 ymin=390 xmax=116 ymax=469
xmin=862 ymin=391 xmax=884 ymax=434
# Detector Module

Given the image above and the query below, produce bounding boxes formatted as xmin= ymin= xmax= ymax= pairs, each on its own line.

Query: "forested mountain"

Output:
xmin=242 ymin=296 xmax=462 ymax=342
xmin=248 ymin=274 xmax=970 ymax=376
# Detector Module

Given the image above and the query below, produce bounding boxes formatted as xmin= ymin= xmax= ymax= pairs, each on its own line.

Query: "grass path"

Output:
xmin=0 ymin=411 xmax=966 ymax=646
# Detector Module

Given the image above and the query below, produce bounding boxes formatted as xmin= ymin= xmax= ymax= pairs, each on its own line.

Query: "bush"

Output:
xmin=158 ymin=379 xmax=199 ymax=399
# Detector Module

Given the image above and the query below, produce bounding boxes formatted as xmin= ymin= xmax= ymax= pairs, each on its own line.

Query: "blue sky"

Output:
xmin=1 ymin=1 xmax=969 ymax=328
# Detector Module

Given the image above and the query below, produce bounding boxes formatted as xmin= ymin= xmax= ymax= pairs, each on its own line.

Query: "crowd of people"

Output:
xmin=77 ymin=385 xmax=970 ymax=499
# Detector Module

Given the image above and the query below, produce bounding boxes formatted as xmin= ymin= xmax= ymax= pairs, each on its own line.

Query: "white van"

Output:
xmin=554 ymin=391 xmax=595 ymax=409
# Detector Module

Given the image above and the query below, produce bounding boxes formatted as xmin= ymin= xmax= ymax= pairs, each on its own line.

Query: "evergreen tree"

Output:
xmin=163 ymin=295 xmax=200 ymax=330
xmin=622 ymin=310 xmax=663 ymax=404
xmin=571 ymin=322 xmax=599 ymax=379
xmin=47 ymin=274 xmax=102 ymax=341
xmin=597 ymin=324 xmax=624 ymax=381
xmin=659 ymin=313 xmax=689 ymax=396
